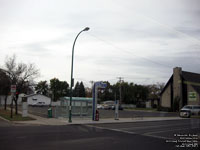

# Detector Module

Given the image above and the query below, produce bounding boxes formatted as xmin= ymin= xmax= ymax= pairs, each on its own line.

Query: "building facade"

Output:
xmin=161 ymin=67 xmax=200 ymax=111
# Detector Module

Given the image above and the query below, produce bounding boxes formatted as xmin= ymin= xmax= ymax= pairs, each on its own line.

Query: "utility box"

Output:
xmin=48 ymin=108 xmax=52 ymax=118
xmin=22 ymin=97 xmax=28 ymax=117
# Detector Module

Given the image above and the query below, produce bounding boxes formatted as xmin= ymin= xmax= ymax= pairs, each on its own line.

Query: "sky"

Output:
xmin=0 ymin=0 xmax=200 ymax=87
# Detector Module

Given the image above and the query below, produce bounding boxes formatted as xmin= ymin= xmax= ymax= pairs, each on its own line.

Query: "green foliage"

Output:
xmin=35 ymin=81 xmax=49 ymax=96
xmin=50 ymin=78 xmax=69 ymax=101
xmin=73 ymin=81 xmax=86 ymax=97
xmin=97 ymin=81 xmax=149 ymax=104
xmin=79 ymin=82 xmax=86 ymax=97
xmin=0 ymin=69 xmax=10 ymax=95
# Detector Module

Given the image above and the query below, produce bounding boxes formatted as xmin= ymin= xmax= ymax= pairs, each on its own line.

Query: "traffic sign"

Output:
xmin=95 ymin=82 xmax=107 ymax=88
xmin=11 ymin=85 xmax=16 ymax=93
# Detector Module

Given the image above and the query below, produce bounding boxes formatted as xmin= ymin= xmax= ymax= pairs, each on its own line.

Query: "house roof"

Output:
xmin=161 ymin=70 xmax=200 ymax=95
xmin=24 ymin=93 xmax=50 ymax=98
xmin=160 ymin=75 xmax=173 ymax=95
xmin=182 ymin=71 xmax=200 ymax=83
xmin=182 ymin=71 xmax=200 ymax=94
xmin=61 ymin=97 xmax=93 ymax=101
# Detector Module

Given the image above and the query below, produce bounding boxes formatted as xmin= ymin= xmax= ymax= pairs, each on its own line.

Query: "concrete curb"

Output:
xmin=0 ymin=115 xmax=11 ymax=122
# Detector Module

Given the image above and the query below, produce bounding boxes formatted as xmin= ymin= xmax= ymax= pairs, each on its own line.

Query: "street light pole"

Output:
xmin=69 ymin=27 xmax=90 ymax=123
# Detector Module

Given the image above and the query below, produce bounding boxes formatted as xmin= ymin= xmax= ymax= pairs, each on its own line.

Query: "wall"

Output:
xmin=161 ymin=83 xmax=171 ymax=108
xmin=27 ymin=94 xmax=51 ymax=105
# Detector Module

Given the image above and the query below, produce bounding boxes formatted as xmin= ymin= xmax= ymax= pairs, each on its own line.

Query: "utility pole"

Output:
xmin=117 ymin=77 xmax=124 ymax=105
xmin=90 ymin=81 xmax=94 ymax=97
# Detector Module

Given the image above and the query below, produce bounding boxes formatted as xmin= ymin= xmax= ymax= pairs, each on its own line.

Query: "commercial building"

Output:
xmin=160 ymin=67 xmax=200 ymax=111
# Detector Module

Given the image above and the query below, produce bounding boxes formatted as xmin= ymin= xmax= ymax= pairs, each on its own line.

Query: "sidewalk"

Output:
xmin=12 ymin=112 xmax=184 ymax=126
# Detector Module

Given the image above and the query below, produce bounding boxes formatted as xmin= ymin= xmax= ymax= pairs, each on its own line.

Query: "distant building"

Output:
xmin=0 ymin=93 xmax=51 ymax=106
xmin=160 ymin=67 xmax=200 ymax=111
xmin=24 ymin=94 xmax=51 ymax=106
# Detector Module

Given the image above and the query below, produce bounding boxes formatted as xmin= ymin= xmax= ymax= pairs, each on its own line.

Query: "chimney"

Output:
xmin=173 ymin=67 xmax=182 ymax=109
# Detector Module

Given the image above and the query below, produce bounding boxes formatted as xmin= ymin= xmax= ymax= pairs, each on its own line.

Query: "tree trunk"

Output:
xmin=4 ymin=95 xmax=7 ymax=110
xmin=14 ymin=97 xmax=18 ymax=115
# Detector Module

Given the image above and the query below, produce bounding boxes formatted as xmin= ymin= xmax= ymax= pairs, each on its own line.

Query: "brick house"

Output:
xmin=160 ymin=67 xmax=200 ymax=111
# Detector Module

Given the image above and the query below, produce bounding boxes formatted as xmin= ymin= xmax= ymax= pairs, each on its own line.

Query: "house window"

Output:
xmin=32 ymin=98 xmax=37 ymax=101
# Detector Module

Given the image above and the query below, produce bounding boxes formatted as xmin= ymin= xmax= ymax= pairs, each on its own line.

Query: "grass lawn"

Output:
xmin=0 ymin=109 xmax=35 ymax=121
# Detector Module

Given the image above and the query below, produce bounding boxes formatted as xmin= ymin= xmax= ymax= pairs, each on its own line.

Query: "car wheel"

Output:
xmin=179 ymin=112 xmax=183 ymax=118
xmin=186 ymin=111 xmax=191 ymax=118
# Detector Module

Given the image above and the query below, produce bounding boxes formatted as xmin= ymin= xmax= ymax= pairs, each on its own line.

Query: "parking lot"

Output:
xmin=25 ymin=106 xmax=178 ymax=119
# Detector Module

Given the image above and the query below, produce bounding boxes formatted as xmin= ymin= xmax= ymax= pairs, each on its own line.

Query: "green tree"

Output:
xmin=73 ymin=82 xmax=80 ymax=97
xmin=72 ymin=81 xmax=86 ymax=97
xmin=50 ymin=78 xmax=69 ymax=101
xmin=0 ymin=69 xmax=11 ymax=110
xmin=35 ymin=81 xmax=49 ymax=96
xmin=79 ymin=82 xmax=86 ymax=97
xmin=98 ymin=81 xmax=114 ymax=102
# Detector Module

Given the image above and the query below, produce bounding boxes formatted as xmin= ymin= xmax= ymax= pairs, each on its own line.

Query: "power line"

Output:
xmin=88 ymin=33 xmax=172 ymax=68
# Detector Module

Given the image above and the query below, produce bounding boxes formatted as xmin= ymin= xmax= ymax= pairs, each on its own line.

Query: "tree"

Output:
xmin=0 ymin=69 xmax=11 ymax=110
xmin=79 ymin=82 xmax=86 ymax=97
xmin=72 ymin=81 xmax=86 ymax=97
xmin=73 ymin=82 xmax=80 ymax=97
xmin=147 ymin=82 xmax=165 ymax=100
xmin=3 ymin=55 xmax=39 ymax=114
xmin=35 ymin=81 xmax=49 ymax=96
xmin=98 ymin=81 xmax=115 ymax=102
xmin=50 ymin=78 xmax=69 ymax=101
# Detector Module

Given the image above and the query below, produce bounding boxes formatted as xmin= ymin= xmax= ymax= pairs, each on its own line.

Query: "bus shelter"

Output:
xmin=55 ymin=97 xmax=93 ymax=118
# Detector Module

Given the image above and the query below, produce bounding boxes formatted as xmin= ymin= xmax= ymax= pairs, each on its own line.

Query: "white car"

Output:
xmin=97 ymin=104 xmax=103 ymax=109
xmin=179 ymin=105 xmax=200 ymax=118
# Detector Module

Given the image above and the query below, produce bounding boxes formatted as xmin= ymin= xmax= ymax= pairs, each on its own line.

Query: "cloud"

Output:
xmin=0 ymin=0 xmax=200 ymax=86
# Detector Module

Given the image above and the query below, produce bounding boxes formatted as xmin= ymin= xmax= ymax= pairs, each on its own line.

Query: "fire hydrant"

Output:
xmin=95 ymin=109 xmax=99 ymax=121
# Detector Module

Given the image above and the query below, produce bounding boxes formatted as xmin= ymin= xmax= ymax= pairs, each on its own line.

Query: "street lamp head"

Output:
xmin=83 ymin=27 xmax=90 ymax=31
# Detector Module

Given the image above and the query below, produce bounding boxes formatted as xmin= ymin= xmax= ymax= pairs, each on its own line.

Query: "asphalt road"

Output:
xmin=99 ymin=109 xmax=178 ymax=118
xmin=0 ymin=118 xmax=199 ymax=150
xmin=0 ymin=118 xmax=12 ymax=127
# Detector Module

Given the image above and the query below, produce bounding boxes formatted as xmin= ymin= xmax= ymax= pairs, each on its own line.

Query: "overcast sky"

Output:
xmin=0 ymin=0 xmax=200 ymax=87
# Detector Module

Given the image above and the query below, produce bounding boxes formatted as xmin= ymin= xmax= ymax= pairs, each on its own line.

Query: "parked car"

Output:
xmin=31 ymin=102 xmax=46 ymax=107
xmin=179 ymin=105 xmax=200 ymax=118
xmin=97 ymin=104 xmax=103 ymax=109
xmin=102 ymin=101 xmax=115 ymax=110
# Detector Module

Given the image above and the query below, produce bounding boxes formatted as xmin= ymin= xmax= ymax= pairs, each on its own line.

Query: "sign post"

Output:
xmin=115 ymin=100 xmax=119 ymax=120
xmin=92 ymin=82 xmax=107 ymax=121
